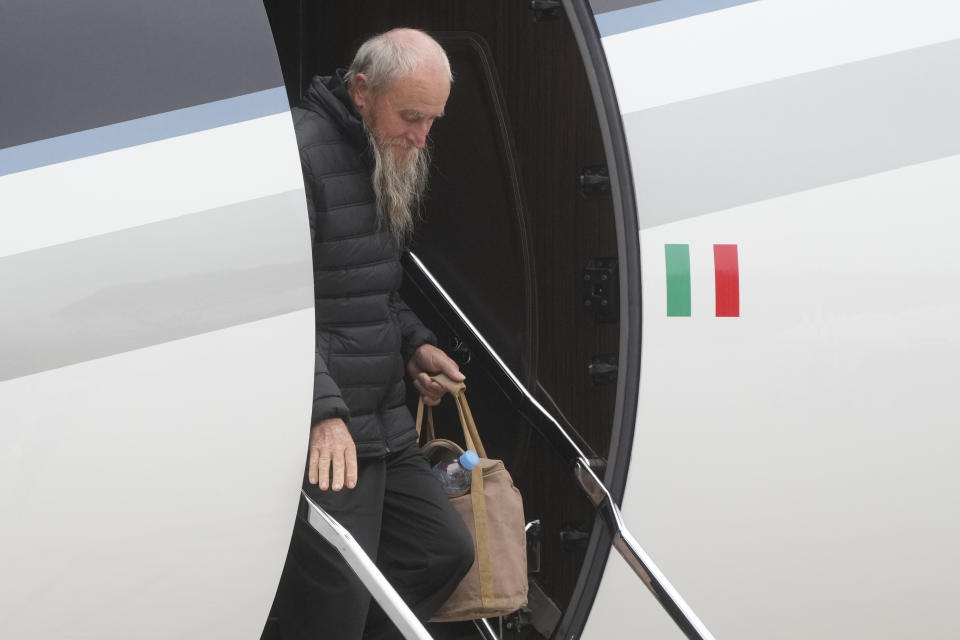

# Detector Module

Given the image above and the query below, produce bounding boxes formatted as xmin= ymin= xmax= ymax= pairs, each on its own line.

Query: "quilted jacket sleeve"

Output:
xmin=312 ymin=350 xmax=350 ymax=426
xmin=300 ymin=147 xmax=347 ymax=425
xmin=300 ymin=152 xmax=319 ymax=244
xmin=390 ymin=292 xmax=437 ymax=364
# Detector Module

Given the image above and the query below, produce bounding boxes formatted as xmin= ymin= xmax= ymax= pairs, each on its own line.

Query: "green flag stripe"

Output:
xmin=665 ymin=244 xmax=691 ymax=317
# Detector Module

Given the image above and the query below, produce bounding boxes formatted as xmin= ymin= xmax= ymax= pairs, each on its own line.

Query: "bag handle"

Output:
xmin=415 ymin=375 xmax=487 ymax=459
xmin=430 ymin=372 xmax=465 ymax=395
xmin=415 ymin=394 xmax=440 ymax=443
xmin=415 ymin=372 xmax=462 ymax=440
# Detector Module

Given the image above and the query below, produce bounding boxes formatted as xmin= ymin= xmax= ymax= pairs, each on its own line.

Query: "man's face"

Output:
xmin=360 ymin=67 xmax=451 ymax=163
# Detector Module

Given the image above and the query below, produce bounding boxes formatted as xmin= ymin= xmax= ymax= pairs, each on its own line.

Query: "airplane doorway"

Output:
xmin=262 ymin=2 xmax=640 ymax=637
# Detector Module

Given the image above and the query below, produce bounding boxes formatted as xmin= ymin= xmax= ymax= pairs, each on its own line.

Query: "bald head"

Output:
xmin=344 ymin=28 xmax=451 ymax=95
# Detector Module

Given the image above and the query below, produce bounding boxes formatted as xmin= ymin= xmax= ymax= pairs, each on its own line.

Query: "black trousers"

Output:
xmin=266 ymin=441 xmax=475 ymax=640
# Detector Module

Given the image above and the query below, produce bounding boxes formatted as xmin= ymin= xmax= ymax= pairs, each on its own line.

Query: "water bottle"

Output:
xmin=431 ymin=450 xmax=480 ymax=494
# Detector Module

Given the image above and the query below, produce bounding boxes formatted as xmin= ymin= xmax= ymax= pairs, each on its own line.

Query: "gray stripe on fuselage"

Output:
xmin=0 ymin=0 xmax=284 ymax=150
xmin=625 ymin=38 xmax=960 ymax=229
xmin=0 ymin=88 xmax=288 ymax=177
xmin=0 ymin=191 xmax=313 ymax=382
xmin=590 ymin=0 xmax=660 ymax=16
xmin=594 ymin=0 xmax=758 ymax=35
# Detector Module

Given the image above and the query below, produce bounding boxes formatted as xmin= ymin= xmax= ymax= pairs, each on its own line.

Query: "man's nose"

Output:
xmin=409 ymin=122 xmax=431 ymax=149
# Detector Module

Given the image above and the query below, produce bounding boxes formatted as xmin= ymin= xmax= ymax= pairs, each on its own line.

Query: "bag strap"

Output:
xmin=457 ymin=391 xmax=487 ymax=459
xmin=450 ymin=387 xmax=486 ymax=459
xmin=460 ymin=389 xmax=495 ymax=605
xmin=415 ymin=400 xmax=441 ymax=445
xmin=414 ymin=397 xmax=437 ymax=443
xmin=415 ymin=398 xmax=423 ymax=438
xmin=467 ymin=436 xmax=494 ymax=607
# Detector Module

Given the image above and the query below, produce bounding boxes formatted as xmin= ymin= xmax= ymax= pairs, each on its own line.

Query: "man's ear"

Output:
xmin=350 ymin=73 xmax=370 ymax=111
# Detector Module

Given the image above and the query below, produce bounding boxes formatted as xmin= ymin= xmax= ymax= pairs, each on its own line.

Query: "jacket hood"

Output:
xmin=302 ymin=70 xmax=368 ymax=150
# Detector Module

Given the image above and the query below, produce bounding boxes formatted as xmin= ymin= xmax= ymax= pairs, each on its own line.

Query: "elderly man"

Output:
xmin=266 ymin=29 xmax=475 ymax=640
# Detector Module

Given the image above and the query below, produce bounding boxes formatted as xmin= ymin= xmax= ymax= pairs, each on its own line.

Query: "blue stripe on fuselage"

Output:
xmin=595 ymin=0 xmax=759 ymax=37
xmin=0 ymin=87 xmax=289 ymax=178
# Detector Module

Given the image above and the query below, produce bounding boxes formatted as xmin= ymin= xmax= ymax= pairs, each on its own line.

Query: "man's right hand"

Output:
xmin=308 ymin=418 xmax=358 ymax=491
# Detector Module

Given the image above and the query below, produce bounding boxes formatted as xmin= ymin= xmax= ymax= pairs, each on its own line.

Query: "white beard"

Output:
xmin=366 ymin=129 xmax=431 ymax=247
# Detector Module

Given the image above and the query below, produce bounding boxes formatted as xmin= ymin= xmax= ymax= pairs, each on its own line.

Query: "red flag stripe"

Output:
xmin=714 ymin=244 xmax=739 ymax=317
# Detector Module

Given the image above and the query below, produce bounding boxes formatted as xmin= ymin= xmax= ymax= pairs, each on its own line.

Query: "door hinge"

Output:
xmin=582 ymin=258 xmax=618 ymax=323
xmin=530 ymin=0 xmax=562 ymax=21
xmin=587 ymin=354 xmax=618 ymax=385
xmin=448 ymin=335 xmax=472 ymax=365
xmin=579 ymin=165 xmax=610 ymax=197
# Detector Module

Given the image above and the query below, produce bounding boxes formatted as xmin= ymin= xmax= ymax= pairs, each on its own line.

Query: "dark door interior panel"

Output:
xmin=413 ymin=31 xmax=537 ymax=387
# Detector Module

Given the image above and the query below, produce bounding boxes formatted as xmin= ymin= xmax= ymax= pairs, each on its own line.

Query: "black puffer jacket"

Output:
xmin=294 ymin=73 xmax=436 ymax=458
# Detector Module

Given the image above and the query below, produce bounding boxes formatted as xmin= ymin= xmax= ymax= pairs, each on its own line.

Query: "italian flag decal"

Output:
xmin=665 ymin=244 xmax=740 ymax=317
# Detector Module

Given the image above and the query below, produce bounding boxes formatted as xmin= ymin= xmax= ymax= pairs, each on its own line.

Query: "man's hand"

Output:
xmin=407 ymin=343 xmax=466 ymax=406
xmin=308 ymin=418 xmax=358 ymax=491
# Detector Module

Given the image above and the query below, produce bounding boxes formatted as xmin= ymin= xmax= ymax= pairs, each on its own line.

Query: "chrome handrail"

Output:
xmin=301 ymin=491 xmax=434 ymax=640
xmin=573 ymin=464 xmax=716 ymax=640
xmin=404 ymin=251 xmax=716 ymax=640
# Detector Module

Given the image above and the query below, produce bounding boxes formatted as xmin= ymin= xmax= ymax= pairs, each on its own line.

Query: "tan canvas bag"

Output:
xmin=416 ymin=375 xmax=528 ymax=622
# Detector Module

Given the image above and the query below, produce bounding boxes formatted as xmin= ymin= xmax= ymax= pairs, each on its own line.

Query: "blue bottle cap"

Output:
xmin=459 ymin=450 xmax=479 ymax=470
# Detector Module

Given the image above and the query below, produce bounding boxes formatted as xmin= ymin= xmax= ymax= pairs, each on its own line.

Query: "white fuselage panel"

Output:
xmin=586 ymin=1 xmax=960 ymax=637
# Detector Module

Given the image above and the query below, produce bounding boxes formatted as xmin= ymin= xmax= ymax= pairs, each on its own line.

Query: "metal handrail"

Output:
xmin=301 ymin=491 xmax=434 ymax=640
xmin=404 ymin=251 xmax=716 ymax=640
xmin=472 ymin=617 xmax=501 ymax=640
